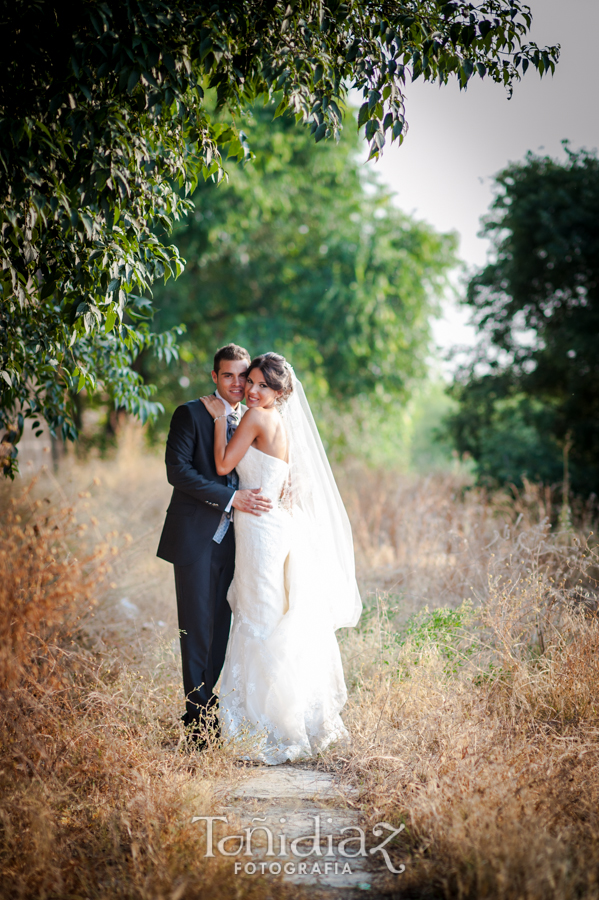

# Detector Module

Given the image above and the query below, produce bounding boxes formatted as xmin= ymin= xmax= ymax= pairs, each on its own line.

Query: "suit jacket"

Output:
xmin=156 ymin=399 xmax=235 ymax=566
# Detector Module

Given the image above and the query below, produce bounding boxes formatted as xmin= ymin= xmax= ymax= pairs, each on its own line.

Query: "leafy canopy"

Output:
xmin=448 ymin=146 xmax=599 ymax=495
xmin=145 ymin=103 xmax=457 ymax=456
xmin=0 ymin=0 xmax=558 ymax=475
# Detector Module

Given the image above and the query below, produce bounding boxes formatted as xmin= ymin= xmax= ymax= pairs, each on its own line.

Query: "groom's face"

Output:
xmin=211 ymin=359 xmax=248 ymax=407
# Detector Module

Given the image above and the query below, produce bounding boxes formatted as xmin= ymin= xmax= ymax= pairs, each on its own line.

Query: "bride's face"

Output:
xmin=245 ymin=368 xmax=281 ymax=409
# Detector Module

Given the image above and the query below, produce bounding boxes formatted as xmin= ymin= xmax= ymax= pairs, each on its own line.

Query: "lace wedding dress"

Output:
xmin=219 ymin=444 xmax=350 ymax=764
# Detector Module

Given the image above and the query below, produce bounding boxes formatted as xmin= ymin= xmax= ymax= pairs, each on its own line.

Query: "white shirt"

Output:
xmin=214 ymin=389 xmax=243 ymax=512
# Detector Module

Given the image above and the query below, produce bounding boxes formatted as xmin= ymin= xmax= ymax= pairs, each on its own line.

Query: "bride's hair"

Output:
xmin=246 ymin=352 xmax=293 ymax=403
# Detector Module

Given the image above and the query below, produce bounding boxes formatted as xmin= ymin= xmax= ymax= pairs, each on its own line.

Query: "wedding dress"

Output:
xmin=218 ymin=375 xmax=362 ymax=765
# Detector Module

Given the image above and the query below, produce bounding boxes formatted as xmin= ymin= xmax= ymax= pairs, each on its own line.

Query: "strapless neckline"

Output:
xmin=247 ymin=443 xmax=289 ymax=467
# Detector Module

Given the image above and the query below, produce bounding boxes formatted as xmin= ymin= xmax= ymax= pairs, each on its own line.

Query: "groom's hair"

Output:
xmin=213 ymin=343 xmax=251 ymax=374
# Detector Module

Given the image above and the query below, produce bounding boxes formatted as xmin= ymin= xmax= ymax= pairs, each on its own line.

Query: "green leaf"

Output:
xmin=162 ymin=52 xmax=176 ymax=74
xmin=127 ymin=70 xmax=139 ymax=92
xmin=274 ymin=98 xmax=288 ymax=119
xmin=227 ymin=139 xmax=243 ymax=159
xmin=345 ymin=41 xmax=359 ymax=62
xmin=368 ymin=90 xmax=381 ymax=112
xmin=40 ymin=279 xmax=57 ymax=300
xmin=365 ymin=119 xmax=378 ymax=141
xmin=80 ymin=212 xmax=94 ymax=237
xmin=357 ymin=102 xmax=370 ymax=129
xmin=200 ymin=36 xmax=212 ymax=59
xmin=105 ymin=308 xmax=117 ymax=333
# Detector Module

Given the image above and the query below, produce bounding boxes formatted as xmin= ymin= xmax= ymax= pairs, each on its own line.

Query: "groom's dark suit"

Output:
xmin=157 ymin=400 xmax=236 ymax=726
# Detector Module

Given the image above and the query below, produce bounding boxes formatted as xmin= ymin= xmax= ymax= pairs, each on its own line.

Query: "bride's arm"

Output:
xmin=215 ymin=411 xmax=263 ymax=475
xmin=200 ymin=397 xmax=262 ymax=475
xmin=214 ymin=409 xmax=262 ymax=475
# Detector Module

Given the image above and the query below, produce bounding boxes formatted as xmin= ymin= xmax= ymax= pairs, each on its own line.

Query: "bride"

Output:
xmin=201 ymin=352 xmax=361 ymax=764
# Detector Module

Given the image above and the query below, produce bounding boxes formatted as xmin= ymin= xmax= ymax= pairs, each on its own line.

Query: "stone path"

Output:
xmin=201 ymin=764 xmax=402 ymax=897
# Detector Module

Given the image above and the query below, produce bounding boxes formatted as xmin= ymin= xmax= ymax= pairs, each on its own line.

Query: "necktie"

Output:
xmin=213 ymin=409 xmax=239 ymax=543
xmin=226 ymin=412 xmax=238 ymax=443
xmin=226 ymin=413 xmax=240 ymax=493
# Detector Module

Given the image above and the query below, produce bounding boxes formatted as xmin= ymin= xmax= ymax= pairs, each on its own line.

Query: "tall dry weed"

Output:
xmin=0 ymin=481 xmax=109 ymax=691
xmin=4 ymin=436 xmax=599 ymax=900
xmin=336 ymin=470 xmax=599 ymax=900
xmin=0 ymin=468 xmax=296 ymax=900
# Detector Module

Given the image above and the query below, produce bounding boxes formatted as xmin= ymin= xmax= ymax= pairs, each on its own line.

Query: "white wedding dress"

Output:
xmin=218 ymin=375 xmax=362 ymax=765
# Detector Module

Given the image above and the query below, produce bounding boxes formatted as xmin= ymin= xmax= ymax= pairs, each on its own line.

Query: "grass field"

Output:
xmin=2 ymin=427 xmax=599 ymax=899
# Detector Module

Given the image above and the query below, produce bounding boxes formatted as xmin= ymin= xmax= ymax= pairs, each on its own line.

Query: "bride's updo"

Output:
xmin=246 ymin=352 xmax=293 ymax=404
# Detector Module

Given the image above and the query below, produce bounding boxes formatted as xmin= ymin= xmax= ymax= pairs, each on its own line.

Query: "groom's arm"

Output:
xmin=165 ymin=405 xmax=234 ymax=511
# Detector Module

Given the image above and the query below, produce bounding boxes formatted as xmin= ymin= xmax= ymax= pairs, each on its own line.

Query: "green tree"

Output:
xmin=0 ymin=0 xmax=558 ymax=475
xmin=448 ymin=146 xmax=599 ymax=494
xmin=148 ymin=105 xmax=456 ymax=424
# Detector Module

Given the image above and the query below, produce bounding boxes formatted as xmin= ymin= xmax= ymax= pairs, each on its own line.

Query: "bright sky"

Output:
xmin=369 ymin=0 xmax=599 ymax=357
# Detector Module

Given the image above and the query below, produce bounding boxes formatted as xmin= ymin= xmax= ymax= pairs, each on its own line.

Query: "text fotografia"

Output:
xmin=236 ymin=861 xmax=355 ymax=876
xmin=191 ymin=815 xmax=406 ymax=875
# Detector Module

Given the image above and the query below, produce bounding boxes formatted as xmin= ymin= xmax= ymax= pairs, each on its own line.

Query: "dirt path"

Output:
xmin=201 ymin=764 xmax=400 ymax=897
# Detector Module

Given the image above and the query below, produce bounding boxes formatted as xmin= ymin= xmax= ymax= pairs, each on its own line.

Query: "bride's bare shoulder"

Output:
xmin=240 ymin=407 xmax=270 ymax=427
xmin=242 ymin=406 xmax=266 ymax=419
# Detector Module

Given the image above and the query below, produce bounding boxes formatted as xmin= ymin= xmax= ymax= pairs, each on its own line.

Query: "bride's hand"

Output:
xmin=200 ymin=395 xmax=226 ymax=420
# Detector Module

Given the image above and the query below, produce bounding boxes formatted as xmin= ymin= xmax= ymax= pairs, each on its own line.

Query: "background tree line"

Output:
xmin=144 ymin=102 xmax=457 ymax=465
xmin=5 ymin=0 xmax=592 ymax=500
xmin=449 ymin=145 xmax=599 ymax=497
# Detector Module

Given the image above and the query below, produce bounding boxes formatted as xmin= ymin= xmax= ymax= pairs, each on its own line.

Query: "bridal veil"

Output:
xmin=281 ymin=370 xmax=362 ymax=631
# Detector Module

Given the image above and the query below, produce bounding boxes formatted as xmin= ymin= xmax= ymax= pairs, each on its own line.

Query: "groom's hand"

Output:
xmin=232 ymin=488 xmax=273 ymax=517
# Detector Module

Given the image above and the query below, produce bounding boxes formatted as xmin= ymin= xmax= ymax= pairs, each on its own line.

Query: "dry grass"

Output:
xmin=2 ymin=429 xmax=599 ymax=899
xmin=337 ymin=468 xmax=599 ymax=899
xmin=0 ymin=430 xmax=297 ymax=900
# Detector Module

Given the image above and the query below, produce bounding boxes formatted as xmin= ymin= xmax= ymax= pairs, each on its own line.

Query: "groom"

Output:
xmin=157 ymin=343 xmax=273 ymax=741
